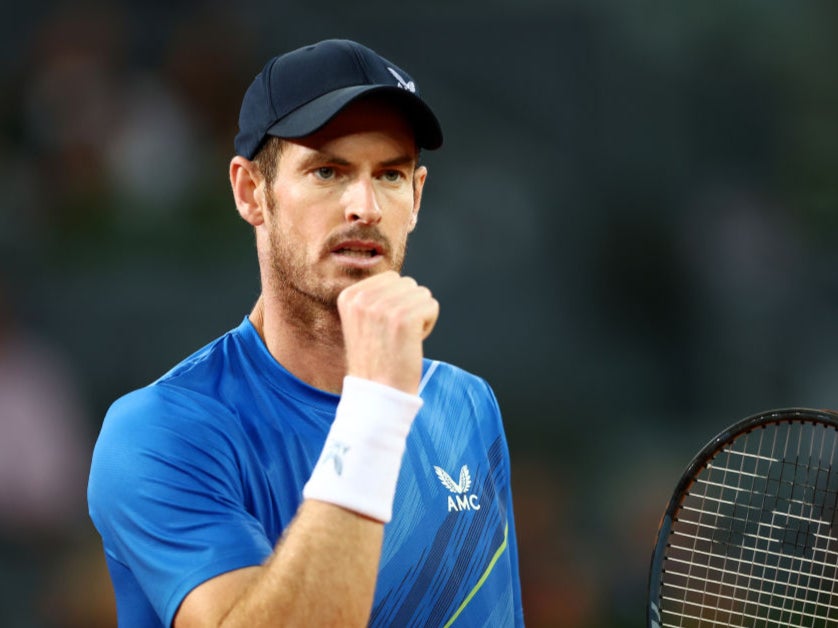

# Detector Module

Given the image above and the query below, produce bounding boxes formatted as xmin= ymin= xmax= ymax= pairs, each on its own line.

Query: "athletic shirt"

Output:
xmin=88 ymin=317 xmax=524 ymax=627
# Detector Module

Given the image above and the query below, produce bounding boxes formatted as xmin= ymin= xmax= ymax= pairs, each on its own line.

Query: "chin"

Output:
xmin=338 ymin=260 xmax=400 ymax=279
xmin=339 ymin=266 xmax=376 ymax=279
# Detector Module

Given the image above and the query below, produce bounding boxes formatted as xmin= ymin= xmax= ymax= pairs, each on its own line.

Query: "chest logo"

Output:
xmin=434 ymin=464 xmax=481 ymax=512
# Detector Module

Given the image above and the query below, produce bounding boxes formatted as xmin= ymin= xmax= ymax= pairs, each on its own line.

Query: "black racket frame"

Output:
xmin=648 ymin=407 xmax=838 ymax=627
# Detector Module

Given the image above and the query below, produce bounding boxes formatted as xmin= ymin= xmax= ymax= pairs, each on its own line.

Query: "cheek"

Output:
xmin=388 ymin=221 xmax=415 ymax=252
xmin=270 ymin=188 xmax=332 ymax=238
xmin=380 ymin=205 xmax=413 ymax=236
xmin=382 ymin=186 xmax=417 ymax=217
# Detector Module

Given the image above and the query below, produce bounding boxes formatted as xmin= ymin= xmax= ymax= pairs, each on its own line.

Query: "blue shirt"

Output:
xmin=88 ymin=317 xmax=524 ymax=627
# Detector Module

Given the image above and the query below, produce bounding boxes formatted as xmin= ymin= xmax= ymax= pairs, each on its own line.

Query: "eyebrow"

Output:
xmin=379 ymin=154 xmax=418 ymax=169
xmin=298 ymin=150 xmax=417 ymax=170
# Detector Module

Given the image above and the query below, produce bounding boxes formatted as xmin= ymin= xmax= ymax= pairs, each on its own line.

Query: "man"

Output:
xmin=88 ymin=39 xmax=524 ymax=627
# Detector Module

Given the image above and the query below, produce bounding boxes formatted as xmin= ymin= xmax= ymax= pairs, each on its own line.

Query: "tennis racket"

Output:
xmin=648 ymin=407 xmax=838 ymax=627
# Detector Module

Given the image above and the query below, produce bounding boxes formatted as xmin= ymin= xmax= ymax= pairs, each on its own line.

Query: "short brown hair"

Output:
xmin=251 ymin=136 xmax=285 ymax=186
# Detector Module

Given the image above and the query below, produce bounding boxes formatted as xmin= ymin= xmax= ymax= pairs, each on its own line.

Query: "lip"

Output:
xmin=329 ymin=239 xmax=385 ymax=268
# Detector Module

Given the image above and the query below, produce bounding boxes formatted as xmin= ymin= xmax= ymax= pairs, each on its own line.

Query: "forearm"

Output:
xmin=175 ymin=382 xmax=419 ymax=628
xmin=218 ymin=500 xmax=383 ymax=628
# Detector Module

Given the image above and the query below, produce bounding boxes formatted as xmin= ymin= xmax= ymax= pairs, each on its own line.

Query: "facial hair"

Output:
xmin=265 ymin=188 xmax=408 ymax=313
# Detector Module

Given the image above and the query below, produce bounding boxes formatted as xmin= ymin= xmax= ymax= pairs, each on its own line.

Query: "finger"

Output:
xmin=376 ymin=284 xmax=438 ymax=339
xmin=337 ymin=271 xmax=403 ymax=312
xmin=338 ymin=273 xmax=419 ymax=317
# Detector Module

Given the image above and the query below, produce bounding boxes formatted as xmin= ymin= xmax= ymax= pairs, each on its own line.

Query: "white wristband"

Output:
xmin=303 ymin=376 xmax=423 ymax=522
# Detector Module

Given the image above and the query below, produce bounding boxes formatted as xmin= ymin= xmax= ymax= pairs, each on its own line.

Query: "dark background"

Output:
xmin=2 ymin=1 xmax=837 ymax=626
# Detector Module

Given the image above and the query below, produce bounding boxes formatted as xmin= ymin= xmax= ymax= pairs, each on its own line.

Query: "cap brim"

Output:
xmin=266 ymin=85 xmax=443 ymax=150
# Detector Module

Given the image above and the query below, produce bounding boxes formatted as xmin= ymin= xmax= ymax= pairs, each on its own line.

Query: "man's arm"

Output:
xmin=175 ymin=272 xmax=438 ymax=627
xmin=175 ymin=501 xmax=382 ymax=627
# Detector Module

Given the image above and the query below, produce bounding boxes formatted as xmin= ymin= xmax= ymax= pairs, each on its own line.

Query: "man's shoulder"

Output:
xmin=154 ymin=322 xmax=244 ymax=388
xmin=90 ymin=328 xmax=250 ymax=498
xmin=421 ymin=358 xmax=495 ymax=394
xmin=102 ymin=323 xmax=252 ymax=432
xmin=420 ymin=358 xmax=499 ymax=413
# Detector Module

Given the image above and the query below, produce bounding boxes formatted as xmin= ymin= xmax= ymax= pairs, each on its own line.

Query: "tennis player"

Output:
xmin=88 ymin=39 xmax=524 ymax=627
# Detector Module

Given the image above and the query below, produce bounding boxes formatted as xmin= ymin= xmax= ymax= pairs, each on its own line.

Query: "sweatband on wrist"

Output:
xmin=302 ymin=376 xmax=423 ymax=523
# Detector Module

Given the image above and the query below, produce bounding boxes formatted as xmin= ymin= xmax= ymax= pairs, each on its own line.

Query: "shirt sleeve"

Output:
xmin=88 ymin=384 xmax=274 ymax=626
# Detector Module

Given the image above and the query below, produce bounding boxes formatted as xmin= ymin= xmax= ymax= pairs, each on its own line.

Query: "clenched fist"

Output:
xmin=337 ymin=271 xmax=439 ymax=395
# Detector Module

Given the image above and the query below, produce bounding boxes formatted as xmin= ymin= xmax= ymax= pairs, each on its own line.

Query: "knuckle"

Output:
xmin=336 ymin=288 xmax=354 ymax=310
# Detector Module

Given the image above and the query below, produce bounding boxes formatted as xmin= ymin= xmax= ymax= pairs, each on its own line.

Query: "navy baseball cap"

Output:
xmin=234 ymin=39 xmax=443 ymax=159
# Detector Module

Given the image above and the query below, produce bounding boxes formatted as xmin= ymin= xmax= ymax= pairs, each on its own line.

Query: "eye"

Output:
xmin=381 ymin=170 xmax=405 ymax=183
xmin=313 ymin=167 xmax=335 ymax=180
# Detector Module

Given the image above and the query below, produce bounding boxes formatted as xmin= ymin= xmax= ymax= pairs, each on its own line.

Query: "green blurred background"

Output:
xmin=1 ymin=1 xmax=837 ymax=626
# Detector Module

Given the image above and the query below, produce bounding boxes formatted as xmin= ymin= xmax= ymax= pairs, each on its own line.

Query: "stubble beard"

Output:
xmin=265 ymin=191 xmax=407 ymax=320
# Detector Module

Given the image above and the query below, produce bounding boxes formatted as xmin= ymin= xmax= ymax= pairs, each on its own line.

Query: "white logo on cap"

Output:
xmin=387 ymin=67 xmax=415 ymax=93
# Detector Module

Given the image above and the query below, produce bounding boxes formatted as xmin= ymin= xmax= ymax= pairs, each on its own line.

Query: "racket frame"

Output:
xmin=648 ymin=407 xmax=838 ymax=627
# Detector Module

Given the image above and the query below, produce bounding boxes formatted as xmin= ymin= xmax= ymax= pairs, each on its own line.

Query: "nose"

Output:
xmin=343 ymin=177 xmax=382 ymax=225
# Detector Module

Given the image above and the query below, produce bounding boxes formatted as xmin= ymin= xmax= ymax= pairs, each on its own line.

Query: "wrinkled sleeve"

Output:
xmin=88 ymin=385 xmax=274 ymax=626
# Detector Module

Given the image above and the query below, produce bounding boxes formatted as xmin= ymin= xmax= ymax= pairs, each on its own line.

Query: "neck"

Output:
xmin=249 ymin=292 xmax=347 ymax=394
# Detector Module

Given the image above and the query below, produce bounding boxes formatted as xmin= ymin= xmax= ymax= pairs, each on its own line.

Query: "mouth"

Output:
xmin=329 ymin=240 xmax=386 ymax=266
xmin=332 ymin=243 xmax=382 ymax=258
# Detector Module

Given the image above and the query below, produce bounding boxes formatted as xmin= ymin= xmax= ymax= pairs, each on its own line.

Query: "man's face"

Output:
xmin=261 ymin=98 xmax=427 ymax=308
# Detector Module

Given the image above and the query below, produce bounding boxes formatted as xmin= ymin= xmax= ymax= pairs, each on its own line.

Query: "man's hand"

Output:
xmin=337 ymin=271 xmax=439 ymax=395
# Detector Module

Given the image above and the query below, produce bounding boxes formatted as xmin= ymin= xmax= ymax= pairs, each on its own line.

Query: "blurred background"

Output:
xmin=1 ymin=0 xmax=837 ymax=625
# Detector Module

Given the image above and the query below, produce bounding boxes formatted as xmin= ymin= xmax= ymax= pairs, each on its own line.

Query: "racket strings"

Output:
xmin=659 ymin=420 xmax=838 ymax=626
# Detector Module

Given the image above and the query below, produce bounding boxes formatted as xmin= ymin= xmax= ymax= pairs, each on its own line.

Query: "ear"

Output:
xmin=409 ymin=165 xmax=428 ymax=233
xmin=230 ymin=156 xmax=266 ymax=226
